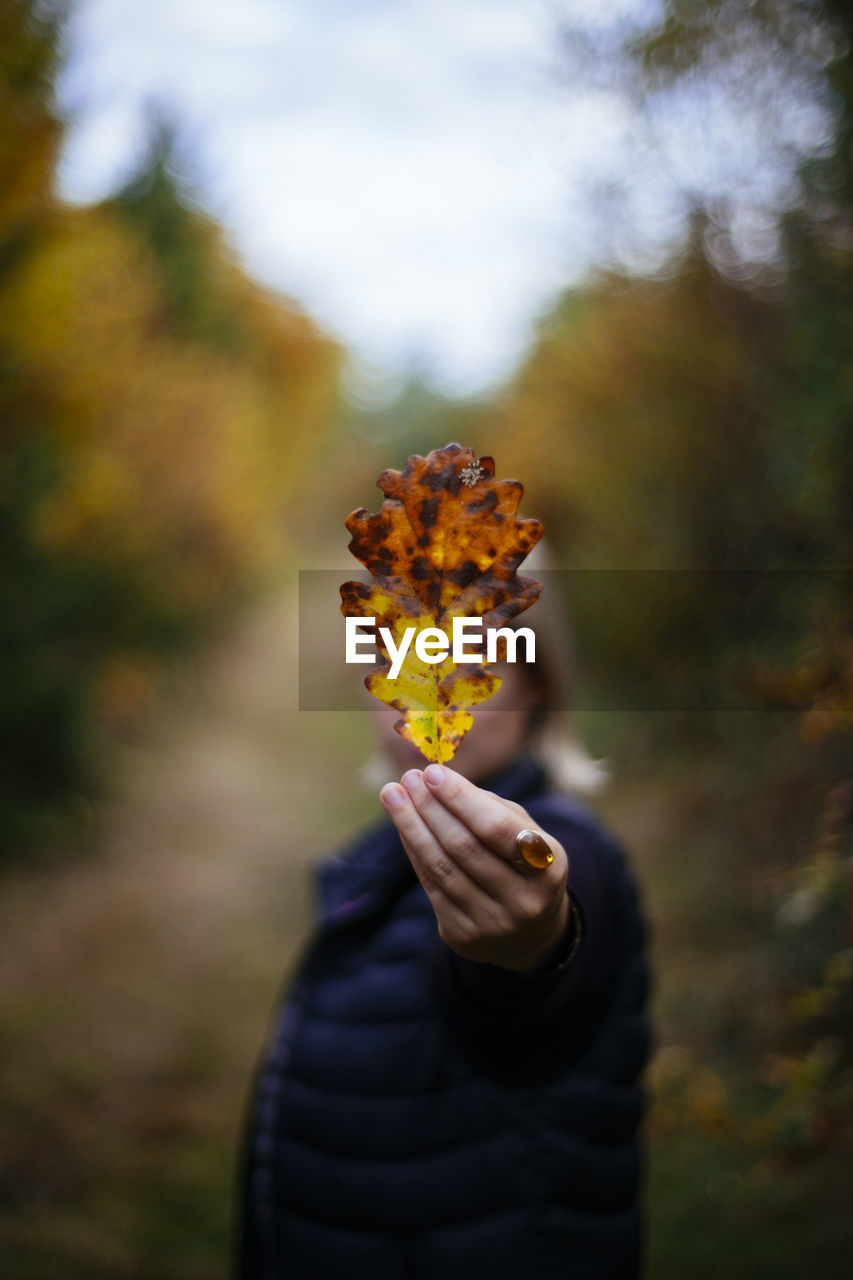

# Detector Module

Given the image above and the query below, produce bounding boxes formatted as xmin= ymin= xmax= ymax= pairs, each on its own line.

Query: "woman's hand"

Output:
xmin=379 ymin=764 xmax=570 ymax=973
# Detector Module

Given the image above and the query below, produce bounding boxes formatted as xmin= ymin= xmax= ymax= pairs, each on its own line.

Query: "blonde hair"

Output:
xmin=506 ymin=537 xmax=608 ymax=793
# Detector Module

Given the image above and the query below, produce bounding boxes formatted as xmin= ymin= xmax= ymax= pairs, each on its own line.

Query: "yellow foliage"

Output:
xmin=1 ymin=203 xmax=343 ymax=598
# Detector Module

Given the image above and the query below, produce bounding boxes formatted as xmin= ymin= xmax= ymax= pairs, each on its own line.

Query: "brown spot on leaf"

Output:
xmin=410 ymin=556 xmax=433 ymax=582
xmin=447 ymin=559 xmax=479 ymax=588
xmin=466 ymin=490 xmax=498 ymax=516
xmin=419 ymin=496 xmax=441 ymax=528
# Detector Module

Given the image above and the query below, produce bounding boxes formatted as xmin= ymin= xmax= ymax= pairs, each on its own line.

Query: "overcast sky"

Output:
xmin=55 ymin=0 xmax=833 ymax=395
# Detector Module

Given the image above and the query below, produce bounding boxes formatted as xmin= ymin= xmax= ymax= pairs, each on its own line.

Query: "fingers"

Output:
xmin=379 ymin=779 xmax=514 ymax=952
xmin=420 ymin=763 xmax=563 ymax=869
xmin=378 ymin=780 xmax=487 ymax=906
xmin=398 ymin=769 xmax=520 ymax=894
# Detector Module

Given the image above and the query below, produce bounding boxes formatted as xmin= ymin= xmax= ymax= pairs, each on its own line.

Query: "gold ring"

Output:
xmin=513 ymin=828 xmax=554 ymax=872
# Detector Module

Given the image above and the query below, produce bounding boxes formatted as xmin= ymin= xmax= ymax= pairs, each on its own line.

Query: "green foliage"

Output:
xmin=0 ymin=0 xmax=65 ymax=253
xmin=0 ymin=13 xmax=344 ymax=856
xmin=754 ymin=781 xmax=853 ymax=1155
xmin=110 ymin=117 xmax=248 ymax=355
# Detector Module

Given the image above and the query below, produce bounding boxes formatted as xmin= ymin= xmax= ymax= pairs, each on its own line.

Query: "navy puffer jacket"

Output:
xmin=235 ymin=755 xmax=650 ymax=1279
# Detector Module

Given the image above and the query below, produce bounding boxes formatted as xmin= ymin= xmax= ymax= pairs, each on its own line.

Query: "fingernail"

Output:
xmin=401 ymin=769 xmax=422 ymax=793
xmin=380 ymin=783 xmax=406 ymax=810
xmin=424 ymin=764 xmax=445 ymax=788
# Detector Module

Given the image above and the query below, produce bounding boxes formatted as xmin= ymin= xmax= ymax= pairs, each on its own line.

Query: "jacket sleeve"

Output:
xmin=428 ymin=798 xmax=648 ymax=1080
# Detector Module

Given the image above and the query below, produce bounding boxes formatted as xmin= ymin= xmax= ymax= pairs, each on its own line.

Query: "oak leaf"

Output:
xmin=340 ymin=442 xmax=543 ymax=762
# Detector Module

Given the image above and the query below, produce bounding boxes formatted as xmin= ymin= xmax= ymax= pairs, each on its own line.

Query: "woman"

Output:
xmin=234 ymin=598 xmax=650 ymax=1279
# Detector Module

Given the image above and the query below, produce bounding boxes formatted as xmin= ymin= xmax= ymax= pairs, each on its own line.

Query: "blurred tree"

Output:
xmin=630 ymin=0 xmax=853 ymax=565
xmin=0 ymin=0 xmax=64 ymax=260
xmin=1 ymin=0 xmax=84 ymax=847
xmin=490 ymin=0 xmax=852 ymax=725
xmin=0 ymin=5 xmax=344 ymax=856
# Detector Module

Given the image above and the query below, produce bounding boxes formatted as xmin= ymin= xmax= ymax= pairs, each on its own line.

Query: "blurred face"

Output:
xmin=368 ymin=662 xmax=540 ymax=783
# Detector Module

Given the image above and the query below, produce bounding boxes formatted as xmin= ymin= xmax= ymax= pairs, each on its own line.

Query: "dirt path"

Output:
xmin=0 ymin=585 xmax=376 ymax=1278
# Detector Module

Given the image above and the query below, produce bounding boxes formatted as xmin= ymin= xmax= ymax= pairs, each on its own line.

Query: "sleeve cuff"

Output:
xmin=439 ymin=889 xmax=587 ymax=1016
xmin=528 ymin=892 xmax=584 ymax=975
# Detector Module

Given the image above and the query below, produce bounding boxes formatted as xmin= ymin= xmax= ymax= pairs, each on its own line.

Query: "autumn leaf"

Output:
xmin=340 ymin=442 xmax=543 ymax=762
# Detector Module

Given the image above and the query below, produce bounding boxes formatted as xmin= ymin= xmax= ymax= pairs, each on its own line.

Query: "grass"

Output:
xmin=645 ymin=1119 xmax=853 ymax=1279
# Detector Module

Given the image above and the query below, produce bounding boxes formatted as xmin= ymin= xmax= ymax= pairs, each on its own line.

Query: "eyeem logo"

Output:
xmin=345 ymin=616 xmax=535 ymax=679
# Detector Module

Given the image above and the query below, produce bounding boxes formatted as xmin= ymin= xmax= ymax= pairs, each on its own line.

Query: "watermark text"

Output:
xmin=345 ymin=616 xmax=535 ymax=679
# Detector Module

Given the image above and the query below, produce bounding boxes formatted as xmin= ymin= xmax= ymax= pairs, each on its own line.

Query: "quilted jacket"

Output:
xmin=235 ymin=754 xmax=650 ymax=1279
